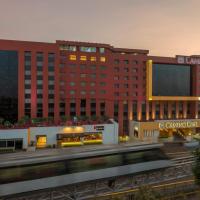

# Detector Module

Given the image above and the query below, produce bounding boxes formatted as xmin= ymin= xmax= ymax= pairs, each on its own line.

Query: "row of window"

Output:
xmin=59 ymin=45 xmax=105 ymax=53
xmin=69 ymin=55 xmax=106 ymax=62
xmin=114 ymin=59 xmax=143 ymax=65
xmin=64 ymin=90 xmax=140 ymax=97
xmin=67 ymin=81 xmax=106 ymax=87
xmin=66 ymin=90 xmax=106 ymax=95
xmin=60 ymin=64 xmax=107 ymax=70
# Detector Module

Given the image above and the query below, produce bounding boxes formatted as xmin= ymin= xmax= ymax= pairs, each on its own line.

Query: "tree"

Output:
xmin=0 ymin=117 xmax=4 ymax=125
xmin=193 ymin=148 xmax=200 ymax=185
xmin=4 ymin=120 xmax=12 ymax=128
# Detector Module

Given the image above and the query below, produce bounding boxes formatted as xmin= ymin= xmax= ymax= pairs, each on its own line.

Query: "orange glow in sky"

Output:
xmin=0 ymin=0 xmax=200 ymax=56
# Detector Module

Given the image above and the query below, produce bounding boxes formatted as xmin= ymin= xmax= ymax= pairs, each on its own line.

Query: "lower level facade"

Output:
xmin=1 ymin=39 xmax=200 ymax=136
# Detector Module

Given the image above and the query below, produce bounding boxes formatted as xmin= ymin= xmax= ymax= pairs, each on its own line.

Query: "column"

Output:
xmin=168 ymin=102 xmax=172 ymax=119
xmin=152 ymin=101 xmax=156 ymax=120
xmin=18 ymin=51 xmax=25 ymax=119
xmin=176 ymin=101 xmax=179 ymax=119
xmin=76 ymin=98 xmax=80 ymax=117
xmin=128 ymin=100 xmax=133 ymax=120
xmin=183 ymin=101 xmax=187 ymax=119
xmin=160 ymin=102 xmax=164 ymax=119
xmin=31 ymin=51 xmax=37 ymax=118
xmin=118 ymin=101 xmax=124 ymax=135
xmin=106 ymin=100 xmax=114 ymax=118
xmin=137 ymin=101 xmax=142 ymax=121
xmin=43 ymin=52 xmax=48 ymax=118
xmin=146 ymin=101 xmax=149 ymax=121
xmin=54 ymin=52 xmax=60 ymax=123
xmin=86 ymin=99 xmax=91 ymax=117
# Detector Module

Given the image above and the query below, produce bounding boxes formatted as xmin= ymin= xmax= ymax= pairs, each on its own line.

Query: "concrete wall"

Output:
xmin=0 ymin=121 xmax=119 ymax=149
xmin=0 ymin=129 xmax=28 ymax=149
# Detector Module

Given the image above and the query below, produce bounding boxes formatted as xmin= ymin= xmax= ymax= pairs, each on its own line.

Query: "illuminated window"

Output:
xmin=100 ymin=57 xmax=106 ymax=62
xmin=90 ymin=56 xmax=96 ymax=62
xmin=59 ymin=45 xmax=76 ymax=51
xmin=80 ymin=56 xmax=87 ymax=61
xmin=80 ymin=47 xmax=96 ymax=53
xmin=69 ymin=55 xmax=76 ymax=61
xmin=99 ymin=48 xmax=105 ymax=54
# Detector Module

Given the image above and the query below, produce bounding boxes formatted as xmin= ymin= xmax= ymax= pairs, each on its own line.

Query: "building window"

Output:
xmin=114 ymin=76 xmax=119 ymax=80
xmin=100 ymin=82 xmax=106 ymax=86
xmin=90 ymin=56 xmax=96 ymax=62
xmin=80 ymin=55 xmax=87 ymax=61
xmin=70 ymin=73 xmax=76 ymax=78
xmin=90 ymin=82 xmax=96 ymax=87
xmin=100 ymin=74 xmax=106 ymax=78
xmin=80 ymin=47 xmax=96 ymax=53
xmin=37 ymin=85 xmax=43 ymax=89
xmin=100 ymin=65 xmax=107 ymax=70
xmin=132 ymin=76 xmax=138 ymax=80
xmin=89 ymin=73 xmax=95 ymax=79
xmin=69 ymin=55 xmax=76 ymax=61
xmin=59 ymin=45 xmax=76 ymax=51
xmin=114 ymin=67 xmax=119 ymax=72
xmin=70 ymin=82 xmax=75 ymax=86
xmin=114 ymin=83 xmax=119 ymax=88
xmin=100 ymin=57 xmax=106 ymax=62
xmin=124 ymin=67 xmax=129 ymax=72
xmin=124 ymin=84 xmax=129 ymax=88
xmin=90 ymin=65 xmax=96 ymax=70
xmin=80 ymin=81 xmax=86 ymax=87
xmin=80 ymin=90 xmax=86 ymax=95
xmin=69 ymin=64 xmax=76 ymax=69
xmin=124 ymin=60 xmax=129 ymax=64
xmin=114 ymin=59 xmax=119 ymax=64
xmin=124 ymin=76 xmax=129 ymax=80
xmin=80 ymin=64 xmax=86 ymax=70
xmin=99 ymin=48 xmax=105 ymax=54
xmin=133 ymin=84 xmax=138 ymax=88
xmin=90 ymin=90 xmax=95 ymax=95
xmin=80 ymin=73 xmax=87 ymax=78
xmin=70 ymin=90 xmax=75 ymax=95
xmin=100 ymin=90 xmax=106 ymax=94
xmin=133 ymin=92 xmax=138 ymax=97
xmin=133 ymin=60 xmax=138 ymax=65
xmin=132 ymin=68 xmax=138 ymax=73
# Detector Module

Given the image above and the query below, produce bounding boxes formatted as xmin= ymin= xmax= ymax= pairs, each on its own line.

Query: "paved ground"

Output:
xmin=0 ymin=141 xmax=159 ymax=167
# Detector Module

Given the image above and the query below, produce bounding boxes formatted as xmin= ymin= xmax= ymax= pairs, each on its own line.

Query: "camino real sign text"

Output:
xmin=177 ymin=55 xmax=200 ymax=65
xmin=159 ymin=120 xmax=198 ymax=129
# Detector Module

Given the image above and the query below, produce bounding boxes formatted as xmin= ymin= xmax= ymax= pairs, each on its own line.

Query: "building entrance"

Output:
xmin=159 ymin=128 xmax=193 ymax=142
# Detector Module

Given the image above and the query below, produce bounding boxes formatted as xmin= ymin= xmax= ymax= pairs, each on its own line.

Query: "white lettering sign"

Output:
xmin=177 ymin=56 xmax=200 ymax=65
xmin=159 ymin=120 xmax=198 ymax=129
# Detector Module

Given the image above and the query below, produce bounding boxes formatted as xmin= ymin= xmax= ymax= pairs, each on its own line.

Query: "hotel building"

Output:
xmin=1 ymin=39 xmax=200 ymax=138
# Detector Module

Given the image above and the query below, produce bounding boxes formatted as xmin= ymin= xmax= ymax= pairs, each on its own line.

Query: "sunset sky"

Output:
xmin=0 ymin=0 xmax=200 ymax=56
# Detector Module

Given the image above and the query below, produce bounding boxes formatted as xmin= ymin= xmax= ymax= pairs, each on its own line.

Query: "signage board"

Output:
xmin=177 ymin=55 xmax=200 ymax=65
xmin=94 ymin=126 xmax=104 ymax=131
xmin=159 ymin=120 xmax=198 ymax=129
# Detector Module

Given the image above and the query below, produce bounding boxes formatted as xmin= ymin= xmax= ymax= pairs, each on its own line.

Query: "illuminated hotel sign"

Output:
xmin=159 ymin=120 xmax=198 ymax=129
xmin=177 ymin=55 xmax=200 ymax=65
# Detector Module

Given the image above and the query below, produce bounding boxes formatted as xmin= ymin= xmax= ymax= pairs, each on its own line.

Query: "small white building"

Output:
xmin=0 ymin=120 xmax=118 ymax=150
